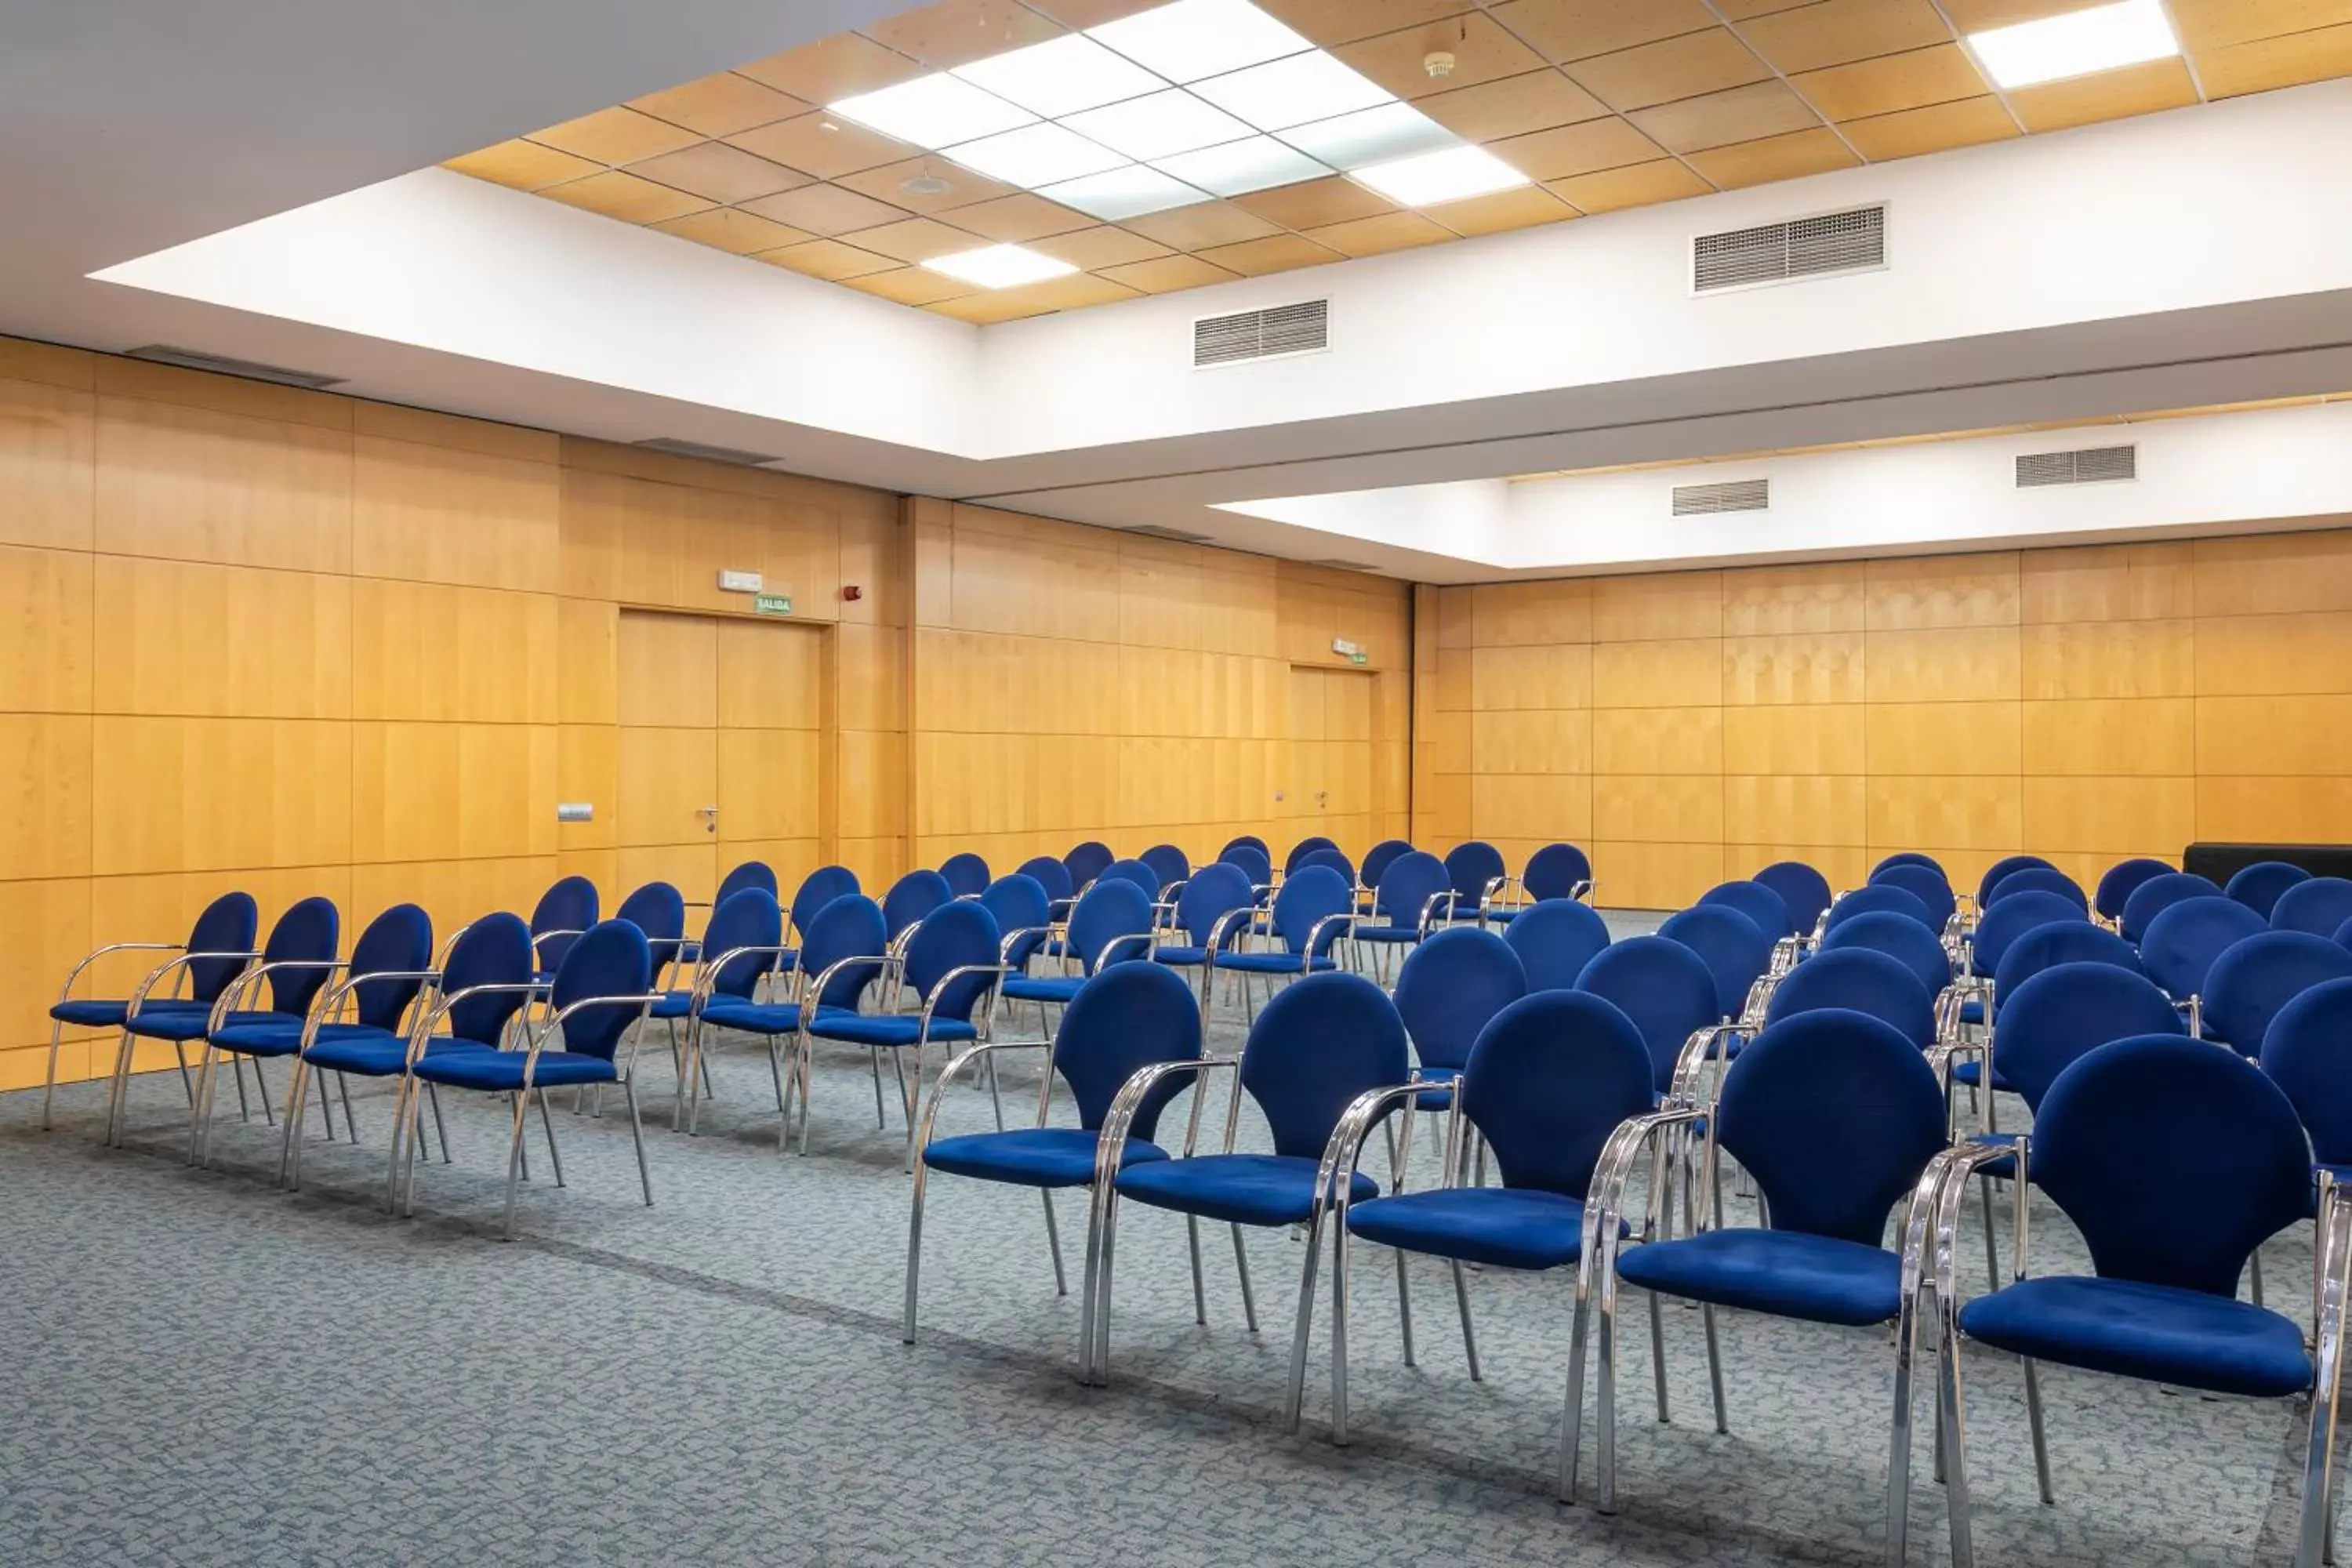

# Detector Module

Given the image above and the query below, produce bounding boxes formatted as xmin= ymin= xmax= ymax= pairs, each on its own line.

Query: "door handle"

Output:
xmin=696 ymin=805 xmax=718 ymax=835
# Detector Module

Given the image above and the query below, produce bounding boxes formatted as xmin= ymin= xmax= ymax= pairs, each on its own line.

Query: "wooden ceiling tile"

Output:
xmin=629 ymin=72 xmax=810 ymax=139
xmin=1193 ymin=232 xmax=1350 ymax=274
xmin=1098 ymin=254 xmax=1244 ymax=293
xmin=1793 ymin=42 xmax=1987 ymax=121
xmin=1486 ymin=0 xmax=1722 ymax=64
xmin=862 ymin=0 xmax=1065 ymax=68
xmin=626 ymin=141 xmax=811 ymax=204
xmin=945 ymin=192 xmax=1100 ymax=242
xmin=927 ymin=274 xmax=1145 ymax=322
xmin=528 ymin=106 xmax=705 ymax=166
xmin=1417 ymin=68 xmax=1610 ymax=140
xmin=1021 ymin=0 xmax=1165 ymax=24
xmin=2197 ymin=23 xmax=2352 ymax=97
xmin=1567 ymin=27 xmax=1775 ymax=110
xmin=1233 ymin=176 xmax=1396 ymax=229
xmin=1258 ymin=0 xmax=1474 ymax=46
xmin=443 ymin=140 xmax=603 ymax=192
xmin=1337 ymin=13 xmax=1551 ymax=100
xmin=838 ymin=267 xmax=982 ymax=307
xmin=1545 ymin=158 xmax=1712 ymax=212
xmin=1425 ymin=183 xmax=1581 ymax=235
xmin=2169 ymin=0 xmax=2352 ymax=53
xmin=1715 ymin=0 xmax=1827 ymax=16
xmin=1489 ymin=116 xmax=1667 ymax=179
xmin=835 ymin=157 xmax=1022 ymax=214
xmin=1304 ymin=210 xmax=1455 ymax=256
xmin=1682 ymin=125 xmax=1860 ymax=187
xmin=650 ymin=207 xmax=816 ymax=255
xmin=1838 ymin=93 xmax=2020 ymax=159
xmin=538 ymin=170 xmax=713 ymax=224
xmin=836 ymin=216 xmax=991 ymax=263
xmin=1736 ymin=0 xmax=1955 ymax=74
xmin=755 ymin=238 xmax=903 ymax=281
xmin=741 ymin=182 xmax=911 ymax=236
xmin=1629 ymin=79 xmax=1823 ymax=153
xmin=737 ymin=32 xmax=929 ymax=103
xmin=2006 ymin=56 xmax=2200 ymax=132
xmin=1936 ymin=0 xmax=2115 ymax=28
xmin=1030 ymin=225 xmax=1175 ymax=268
xmin=1123 ymin=202 xmax=1284 ymax=251
xmin=727 ymin=114 xmax=917 ymax=180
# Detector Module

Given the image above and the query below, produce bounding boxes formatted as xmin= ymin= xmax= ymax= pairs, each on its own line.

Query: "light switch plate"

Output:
xmin=556 ymin=802 xmax=595 ymax=822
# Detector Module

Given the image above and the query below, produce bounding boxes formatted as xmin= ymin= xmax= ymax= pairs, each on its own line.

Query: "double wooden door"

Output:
xmin=1284 ymin=665 xmax=1374 ymax=859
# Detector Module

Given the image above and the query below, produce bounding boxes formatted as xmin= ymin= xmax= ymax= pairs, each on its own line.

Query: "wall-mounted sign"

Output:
xmin=717 ymin=568 xmax=764 ymax=593
xmin=1331 ymin=637 xmax=1367 ymax=664
xmin=753 ymin=593 xmax=794 ymax=616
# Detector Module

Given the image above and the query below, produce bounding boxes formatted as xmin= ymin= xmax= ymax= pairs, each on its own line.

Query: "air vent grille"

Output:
xmin=1193 ymin=299 xmax=1329 ymax=368
xmin=633 ymin=437 xmax=782 ymax=466
xmin=2016 ymin=444 xmax=2137 ymax=488
xmin=1671 ymin=477 xmax=1771 ymax=516
xmin=1123 ymin=524 xmax=1214 ymax=543
xmin=1693 ymin=205 xmax=1885 ymax=292
xmin=125 ymin=345 xmax=344 ymax=389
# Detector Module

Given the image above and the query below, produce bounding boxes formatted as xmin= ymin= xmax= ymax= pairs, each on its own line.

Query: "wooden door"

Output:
xmin=1285 ymin=666 xmax=1375 ymax=861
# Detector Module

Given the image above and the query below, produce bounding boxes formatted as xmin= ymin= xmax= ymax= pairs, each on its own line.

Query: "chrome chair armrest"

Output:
xmin=913 ymin=1039 xmax=1057 ymax=1152
xmin=299 ymin=969 xmax=442 ymax=1052
xmin=1094 ymin=1057 xmax=1234 ymax=1184
xmin=2180 ymin=993 xmax=2203 ymax=1040
xmin=1571 ymin=878 xmax=1595 ymax=905
xmin=1315 ymin=1082 xmax=1435 ymax=1214
xmin=1768 ymin=934 xmax=1801 ymax=978
xmin=127 ymin=950 xmax=260 ymax=1016
xmin=1585 ymin=1108 xmax=1710 ymax=1255
xmin=521 ymin=992 xmax=665 ymax=1083
xmin=1666 ymin=1024 xmax=1745 ymax=1112
xmin=793 ymin=953 xmax=894 ymax=1048
xmin=212 ymin=959 xmax=350 ymax=1032
xmin=1414 ymin=890 xmax=1458 ymax=938
xmin=530 ymin=929 xmax=585 ymax=953
xmin=54 ymin=942 xmax=183 ymax=1005
xmin=998 ymin=924 xmax=1054 ymax=963
xmin=402 ymin=981 xmax=546 ymax=1065
xmin=916 ymin=964 xmax=1009 ymax=1029
xmin=1203 ymin=906 xmax=1255 ymax=956
xmin=1737 ymin=971 xmax=1777 ymax=1028
xmin=1923 ymin=1138 xmax=2032 ymax=1307
xmin=1094 ymin=931 xmax=1157 ymax=971
xmin=1479 ymin=874 xmax=1512 ymax=921
xmin=1303 ymin=912 xmax=1357 ymax=969
xmin=688 ymin=943 xmax=793 ymax=1005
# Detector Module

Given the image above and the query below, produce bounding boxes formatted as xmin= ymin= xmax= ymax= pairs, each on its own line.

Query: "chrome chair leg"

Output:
xmin=230 ymin=1054 xmax=250 ymax=1123
xmin=538 ymin=1091 xmax=566 ymax=1188
xmin=2254 ymin=1247 xmax=2268 ymax=1308
xmin=277 ymin=1055 xmax=310 ymax=1188
xmin=499 ymin=1088 xmax=532 ymax=1240
xmin=1886 ymin=1269 xmax=1923 ymax=1568
xmin=1285 ymin=1199 xmax=1330 ymax=1427
xmin=1702 ymin=1303 xmax=1728 ymax=1432
xmin=325 ymin=1066 xmax=346 ymax=1141
xmin=383 ymin=1071 xmax=418 ymax=1214
xmin=1044 ymin=1191 xmax=1068 ymax=1296
xmin=1451 ymin=1260 xmax=1482 ymax=1381
xmin=252 ymin=1058 xmax=274 ymax=1127
xmin=900 ymin=1045 xmax=923 ymax=1174
xmin=869 ymin=1045 xmax=887 ymax=1128
xmin=40 ymin=1018 xmax=65 ymax=1131
xmin=904 ymin=1148 xmax=930 ymax=1342
xmin=765 ymin=1036 xmax=789 ymax=1129
xmin=1980 ymin=1174 xmax=2001 ymax=1292
xmin=1187 ymin=1217 xmax=1208 ymax=1325
xmin=1330 ymin=1216 xmax=1356 ymax=1445
xmin=1396 ymin=1247 xmax=1416 ymax=1367
xmin=1939 ymin=1305 xmax=1977 ymax=1568
xmin=2022 ymin=1357 xmax=2054 ymax=1503
xmin=624 ymin=1076 xmax=653 ymax=1207
xmin=1091 ymin=1184 xmax=1126 ymax=1386
xmin=1563 ymin=1248 xmax=1596 ymax=1504
xmin=423 ymin=1083 xmax=450 ymax=1163
xmin=1230 ymin=1223 xmax=1257 ymax=1331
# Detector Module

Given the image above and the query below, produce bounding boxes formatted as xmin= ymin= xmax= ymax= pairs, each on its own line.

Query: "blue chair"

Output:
xmin=1219 ymin=844 xmax=1272 ymax=893
xmin=2093 ymin=856 xmax=2173 ymax=924
xmin=1353 ymin=850 xmax=1455 ymax=975
xmin=1391 ymin=928 xmax=1526 ymax=1118
xmin=1984 ymin=865 xmax=2087 ymax=914
xmin=802 ymin=899 xmax=1002 ymax=1168
xmin=615 ymin=882 xmax=688 ymax=985
xmin=906 ymin=962 xmax=1203 ymax=1345
xmin=2229 ymin=859 xmax=2312 ymax=920
xmin=1286 ymin=835 xmax=1338 ymax=874
xmin=1934 ymin=1036 xmax=2343 ymax=1567
xmin=1987 ymin=920 xmax=2143 ymax=1007
xmin=1968 ymin=888 xmax=2086 ymax=982
xmin=1502 ymin=898 xmax=1610 ymax=992
xmin=2201 ymin=931 xmax=2352 ymax=1057
xmin=1139 ymin=843 xmax=1191 ymax=895
xmin=1657 ymin=905 xmax=1773 ymax=1022
xmin=666 ymin=887 xmax=787 ymax=1128
xmin=1001 ymin=880 xmax=1156 ymax=1033
xmin=882 ymin=869 xmax=953 ymax=948
xmin=1443 ymin=840 xmax=1507 ymax=924
xmin=2120 ymin=870 xmax=2223 ymax=945
xmin=938 ymin=852 xmax=991 ymax=899
xmin=784 ymin=865 xmax=860 ymax=959
xmin=1065 ymin=840 xmax=1116 ymax=890
xmin=270 ymin=903 xmax=435 ymax=1189
xmin=2140 ymin=895 xmax=2267 ymax=1030
xmin=2275 ymin=877 xmax=2352 ymax=938
xmin=1824 ymin=884 xmax=1934 ymax=935
xmin=1100 ymin=857 xmax=1161 ymax=898
xmin=1206 ymin=866 xmax=1356 ymax=1017
xmin=1091 ymin=972 xmax=1408 ymax=1389
xmin=2262 ymin=977 xmax=2352 ymax=1191
xmin=528 ymin=875 xmax=598 ymax=981
xmin=1360 ymin=838 xmax=1414 ymax=895
xmin=1572 ymin=1009 xmax=1947 ymax=1527
xmin=1219 ymin=834 xmax=1269 ymax=861
xmin=1150 ymin=862 xmax=1254 ymax=1001
xmin=1297 ymin=846 xmax=1356 ymax=891
xmin=1014 ymin=855 xmax=1075 ymax=911
xmin=397 ymin=920 xmax=661 ymax=1239
xmin=1869 ymin=863 xmax=1955 ymax=933
xmin=1521 ymin=841 xmax=1595 ymax=907
xmin=1762 ymin=948 xmax=1935 ymax=1049
xmin=1820 ymin=911 xmax=1951 ymax=1011
xmin=1755 ymin=861 xmax=1832 ymax=939
xmin=688 ymin=893 xmax=880 ymax=1142
xmin=1975 ymin=853 xmax=2053 ymax=911
xmin=182 ymin=896 xmax=342 ymax=1164
xmin=673 ymin=862 xmax=772 ymax=970
xmin=1576 ymin=936 xmax=1721 ymax=1100
xmin=980 ymin=873 xmax=1052 ymax=976
xmin=1312 ymin=991 xmax=1657 ymax=1471
xmin=1699 ymin=879 xmax=1795 ymax=940
xmin=1874 ymin=851 xmax=1944 ymax=880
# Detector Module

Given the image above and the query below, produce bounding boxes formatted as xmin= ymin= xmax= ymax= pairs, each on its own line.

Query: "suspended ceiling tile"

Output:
xmin=736 ymin=32 xmax=930 ymax=103
xmin=837 ymin=266 xmax=983 ymax=306
xmin=1022 ymin=0 xmax=1167 ymax=24
xmin=1232 ymin=175 xmax=1397 ymax=229
xmin=1735 ymin=0 xmax=1955 ymax=74
xmin=835 ymin=215 xmax=993 ymax=263
xmin=1934 ymin=0 xmax=2103 ymax=28
xmin=1489 ymin=115 xmax=1668 ymax=179
xmin=1304 ymin=209 xmax=1455 ymax=256
xmin=1192 ymin=231 xmax=1350 ymax=274
xmin=927 ymin=272 xmax=1144 ymax=321
xmin=860 ymin=0 xmax=1066 ymax=68
xmin=628 ymin=72 xmax=811 ymax=139
xmin=1425 ymin=182 xmax=1581 ymax=234
xmin=742 ymin=182 xmax=912 ymax=236
xmin=1792 ymin=42 xmax=1988 ymax=121
xmin=1682 ymin=125 xmax=1861 ymax=187
xmin=626 ymin=142 xmax=812 ymax=205
xmin=529 ymin=106 xmax=706 ymax=166
xmin=2168 ymin=0 xmax=2352 ymax=53
xmin=943 ymin=191 xmax=1102 ymax=242
xmin=1336 ymin=14 xmax=1552 ymax=100
xmin=726 ymin=114 xmax=917 ymax=180
xmin=1714 ymin=0 xmax=1826 ymax=16
xmin=2006 ymin=56 xmax=2200 ymax=134
xmin=2197 ymin=23 xmax=2352 ymax=97
xmin=1123 ymin=201 xmax=1285 ymax=250
xmin=538 ymin=170 xmax=714 ymax=224
xmin=834 ymin=157 xmax=1023 ymax=213
xmin=1837 ymin=93 xmax=2020 ymax=160
xmin=1568 ymin=27 xmax=1776 ymax=111
xmin=1416 ymin=67 xmax=1610 ymax=139
xmin=1098 ymin=253 xmax=1244 ymax=292
xmin=1029 ymin=224 xmax=1176 ymax=267
xmin=1629 ymin=79 xmax=1824 ymax=154
xmin=1486 ymin=0 xmax=1722 ymax=64
xmin=1544 ymin=158 xmax=1714 ymax=213
xmin=650 ymin=207 xmax=816 ymax=256
xmin=443 ymin=140 xmax=603 ymax=192
xmin=1258 ymin=0 xmax=1475 ymax=48
xmin=755 ymin=238 xmax=904 ymax=281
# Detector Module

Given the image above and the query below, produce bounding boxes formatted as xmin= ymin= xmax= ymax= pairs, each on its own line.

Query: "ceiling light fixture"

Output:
xmin=1153 ymin=135 xmax=1330 ymax=197
xmin=1086 ymin=0 xmax=1313 ymax=85
xmin=1279 ymin=102 xmax=1457 ymax=169
xmin=827 ymin=74 xmax=1034 ymax=150
xmin=951 ymin=33 xmax=1164 ymax=118
xmin=1966 ymin=0 xmax=2180 ymax=89
xmin=1062 ymin=88 xmax=1254 ymax=161
xmin=1188 ymin=50 xmax=1393 ymax=132
xmin=1352 ymin=144 xmax=1529 ymax=207
xmin=923 ymin=243 xmax=1080 ymax=289
xmin=1038 ymin=165 xmax=1211 ymax=220
xmin=942 ymin=121 xmax=1130 ymax=187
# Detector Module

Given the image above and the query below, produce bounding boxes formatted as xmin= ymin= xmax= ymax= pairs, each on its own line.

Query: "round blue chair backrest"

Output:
xmin=1868 ymin=863 xmax=1955 ymax=931
xmin=1825 ymin=884 xmax=1935 ymax=935
xmin=1460 ymin=991 xmax=1655 ymax=1200
xmin=1443 ymin=840 xmax=1506 ymax=905
xmin=1766 ymin=947 xmax=1935 ymax=1049
xmin=1174 ymin=862 xmax=1253 ymax=948
xmin=1523 ymin=841 xmax=1593 ymax=902
xmin=2202 ymin=931 xmax=2352 ymax=1058
xmin=1990 ymin=920 xmax=2141 ymax=1007
xmin=2120 ymin=871 xmax=2223 ymax=945
xmin=982 ymin=874 xmax=1052 ymax=969
xmin=1360 ymin=839 xmax=1413 ymax=888
xmin=2274 ymin=877 xmax=2352 ymax=938
xmin=186 ymin=890 xmax=261 ymax=1004
xmin=439 ymin=913 xmax=534 ymax=1047
xmin=905 ymin=900 xmax=1002 ymax=1022
xmin=1220 ymin=844 xmax=1272 ymax=887
xmin=882 ymin=869 xmax=953 ymax=939
xmin=1101 ymin=858 xmax=1160 ymax=897
xmin=1065 ymin=840 xmax=1116 ymax=888
xmin=2034 ymin=1035 xmax=2310 ymax=1297
xmin=2227 ymin=860 xmax=2312 ymax=920
xmin=1140 ymin=844 xmax=1191 ymax=889
xmin=1284 ymin=836 xmax=1338 ymax=874
xmin=1718 ymin=1009 xmax=1947 ymax=1247
xmin=260 ymin=896 xmax=341 ymax=1017
xmin=1821 ymin=911 xmax=1950 ymax=1004
xmin=1269 ymin=866 xmax=1352 ymax=958
xmin=2261 ymin=977 xmax=2352 ymax=1167
xmin=2094 ymin=857 xmax=2173 ymax=922
xmin=716 ymin=860 xmax=778 ymax=905
xmin=1298 ymin=846 xmax=1356 ymax=886
xmin=348 ymin=904 xmax=434 ymax=1033
xmin=1970 ymin=890 xmax=2087 ymax=978
xmin=529 ymin=876 xmax=599 ymax=974
xmin=2140 ymin=895 xmax=2267 ymax=1002
xmin=1393 ymin=927 xmax=1526 ymax=1076
xmin=789 ymin=866 xmax=860 ymax=940
xmin=1014 ymin=856 xmax=1074 ymax=903
xmin=1055 ymin=963 xmax=1202 ymax=1139
xmin=801 ymin=895 xmax=888 ymax=1012
xmin=1502 ymin=898 xmax=1610 ymax=992
xmin=1994 ymin=962 xmax=2183 ymax=1109
xmin=1376 ymin=850 xmax=1454 ymax=927
xmin=614 ymin=882 xmax=686 ymax=974
xmin=702 ymin=887 xmax=783 ymax=1002
xmin=1657 ymin=905 xmax=1773 ymax=1020
xmin=1067 ymin=879 xmax=1155 ymax=975
xmin=1220 ymin=834 xmax=1269 ymax=860
xmin=1984 ymin=866 xmax=2087 ymax=914
xmin=1575 ymin=935 xmax=1719 ymax=1092
xmin=1699 ymin=879 xmax=1795 ymax=938
xmin=938 ymin=852 xmax=991 ymax=898
xmin=1976 ymin=854 xmax=2054 ymax=909
xmin=548 ymin=920 xmax=653 ymax=1062
xmin=1754 ymin=860 xmax=1831 ymax=935
xmin=1873 ymin=851 xmax=1944 ymax=880
xmin=1240 ymin=972 xmax=1409 ymax=1161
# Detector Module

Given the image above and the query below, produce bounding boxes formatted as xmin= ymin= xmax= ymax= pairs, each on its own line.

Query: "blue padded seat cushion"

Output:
xmin=1347 ymin=1188 xmax=1590 ymax=1271
xmin=211 ymin=1018 xmax=394 ymax=1058
xmin=806 ymin=1013 xmax=978 ymax=1047
xmin=1950 ymin=1058 xmax=2016 ymax=1091
xmin=413 ymin=1049 xmax=618 ymax=1091
xmin=128 ymin=1008 xmax=296 ymax=1044
xmin=1960 ymin=997 xmax=1984 ymax=1026
xmin=648 ymin=990 xmax=695 ymax=1020
xmin=699 ymin=1000 xmax=854 ymax=1035
xmin=1116 ymin=1152 xmax=1378 ymax=1227
xmin=1210 ymin=952 xmax=1336 ymax=975
xmin=1614 ymin=1229 xmax=1904 ymax=1327
xmin=924 ymin=1127 xmax=1168 ymax=1189
xmin=1958 ymin=1276 xmax=2310 ymax=1399
xmin=1003 ymin=975 xmax=1084 ymax=1004
xmin=1352 ymin=924 xmax=1421 ymax=944
xmin=51 ymin=997 xmax=208 ymax=1028
xmin=1152 ymin=945 xmax=1213 ymax=967
xmin=303 ymin=1032 xmax=485 ymax=1077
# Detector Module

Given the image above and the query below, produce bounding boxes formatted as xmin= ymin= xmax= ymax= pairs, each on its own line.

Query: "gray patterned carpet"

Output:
xmin=0 ymin=924 xmax=2332 ymax=1566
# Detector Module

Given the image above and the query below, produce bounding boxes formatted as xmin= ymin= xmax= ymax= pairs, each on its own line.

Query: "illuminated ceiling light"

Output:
xmin=1087 ymin=0 xmax=1313 ymax=85
xmin=1062 ymin=88 xmax=1255 ymax=161
xmin=1189 ymin=49 xmax=1395 ymax=132
xmin=1153 ymin=136 xmax=1330 ymax=198
xmin=827 ymin=74 xmax=1034 ymax=150
xmin=1967 ymin=0 xmax=2180 ymax=89
xmin=943 ymin=122 xmax=1130 ymax=187
xmin=1038 ymin=165 xmax=1212 ymax=220
xmin=922 ymin=243 xmax=1080 ymax=289
xmin=1352 ymin=143 xmax=1529 ymax=206
xmin=1279 ymin=102 xmax=1457 ymax=169
xmin=952 ymin=33 xmax=1166 ymax=118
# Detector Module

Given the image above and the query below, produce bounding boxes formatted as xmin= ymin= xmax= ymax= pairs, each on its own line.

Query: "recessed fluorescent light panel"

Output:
xmin=1061 ymin=88 xmax=1254 ymax=161
xmin=1156 ymin=136 xmax=1329 ymax=197
xmin=827 ymin=73 xmax=1035 ymax=148
xmin=1188 ymin=50 xmax=1392 ymax=132
xmin=1966 ymin=0 xmax=2180 ymax=89
xmin=923 ymin=244 xmax=1079 ymax=289
xmin=1039 ymin=165 xmax=1210 ymax=220
xmin=1353 ymin=145 xmax=1530 ymax=206
xmin=1279 ymin=102 xmax=1457 ymax=169
xmin=1084 ymin=0 xmax=1313 ymax=84
xmin=950 ymin=34 xmax=1162 ymax=118
xmin=944 ymin=122 xmax=1129 ymax=187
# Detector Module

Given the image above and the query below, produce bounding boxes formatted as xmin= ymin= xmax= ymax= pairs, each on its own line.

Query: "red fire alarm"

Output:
xmin=842 ymin=585 xmax=863 ymax=602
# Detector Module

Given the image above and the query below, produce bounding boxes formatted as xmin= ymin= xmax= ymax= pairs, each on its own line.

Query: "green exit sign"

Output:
xmin=1348 ymin=651 xmax=1367 ymax=666
xmin=753 ymin=593 xmax=793 ymax=616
